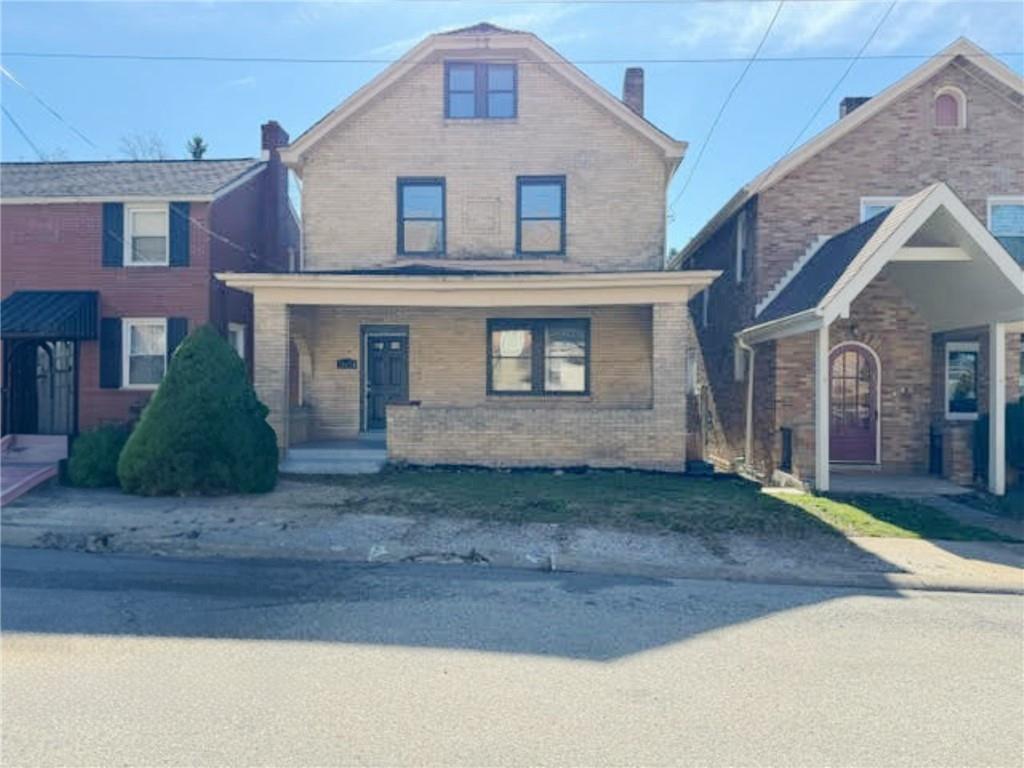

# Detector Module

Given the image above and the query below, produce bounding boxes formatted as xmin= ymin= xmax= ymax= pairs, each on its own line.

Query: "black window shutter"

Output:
xmin=167 ymin=317 xmax=189 ymax=358
xmin=102 ymin=203 xmax=124 ymax=267
xmin=99 ymin=317 xmax=122 ymax=389
xmin=169 ymin=202 xmax=190 ymax=267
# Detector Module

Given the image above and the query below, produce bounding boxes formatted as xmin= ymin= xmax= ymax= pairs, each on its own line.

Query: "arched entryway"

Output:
xmin=829 ymin=342 xmax=879 ymax=464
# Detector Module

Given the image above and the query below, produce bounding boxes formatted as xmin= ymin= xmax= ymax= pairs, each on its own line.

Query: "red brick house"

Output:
xmin=672 ymin=38 xmax=1024 ymax=496
xmin=0 ymin=122 xmax=298 ymax=440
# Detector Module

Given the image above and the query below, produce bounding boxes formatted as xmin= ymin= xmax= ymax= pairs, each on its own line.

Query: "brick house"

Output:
xmin=219 ymin=23 xmax=719 ymax=471
xmin=0 ymin=122 xmax=298 ymax=440
xmin=672 ymin=38 xmax=1024 ymax=496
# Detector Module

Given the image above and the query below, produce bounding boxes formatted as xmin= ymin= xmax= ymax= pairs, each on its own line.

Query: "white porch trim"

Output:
xmin=989 ymin=322 xmax=1007 ymax=495
xmin=814 ymin=323 xmax=831 ymax=492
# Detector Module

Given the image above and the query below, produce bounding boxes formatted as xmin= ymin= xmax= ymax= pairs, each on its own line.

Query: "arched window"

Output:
xmin=934 ymin=87 xmax=965 ymax=128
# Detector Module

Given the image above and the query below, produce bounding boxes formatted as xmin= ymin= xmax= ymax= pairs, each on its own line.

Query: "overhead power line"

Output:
xmin=1 ymin=50 xmax=1021 ymax=66
xmin=669 ymin=0 xmax=784 ymax=215
xmin=0 ymin=65 xmax=98 ymax=149
xmin=2 ymin=105 xmax=45 ymax=160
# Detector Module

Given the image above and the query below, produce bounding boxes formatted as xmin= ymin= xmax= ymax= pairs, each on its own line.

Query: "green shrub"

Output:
xmin=117 ymin=325 xmax=278 ymax=495
xmin=67 ymin=424 xmax=131 ymax=487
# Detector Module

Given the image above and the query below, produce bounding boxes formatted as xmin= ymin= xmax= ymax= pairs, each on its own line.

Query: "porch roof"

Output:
xmin=0 ymin=290 xmax=99 ymax=340
xmin=739 ymin=182 xmax=1024 ymax=344
xmin=216 ymin=268 xmax=721 ymax=307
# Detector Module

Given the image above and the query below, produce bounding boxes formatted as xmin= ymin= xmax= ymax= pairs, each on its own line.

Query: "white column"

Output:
xmin=814 ymin=323 xmax=830 ymax=493
xmin=988 ymin=322 xmax=1006 ymax=496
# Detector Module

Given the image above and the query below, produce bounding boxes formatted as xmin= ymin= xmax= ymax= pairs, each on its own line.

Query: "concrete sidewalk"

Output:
xmin=3 ymin=481 xmax=1022 ymax=594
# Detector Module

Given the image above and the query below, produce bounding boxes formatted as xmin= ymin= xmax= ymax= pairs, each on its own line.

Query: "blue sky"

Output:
xmin=2 ymin=1 xmax=1022 ymax=247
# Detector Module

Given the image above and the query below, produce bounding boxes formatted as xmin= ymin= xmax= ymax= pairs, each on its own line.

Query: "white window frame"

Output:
xmin=933 ymin=85 xmax=967 ymax=130
xmin=944 ymin=341 xmax=980 ymax=421
xmin=734 ymin=209 xmax=746 ymax=284
xmin=986 ymin=195 xmax=1024 ymax=234
xmin=860 ymin=196 xmax=904 ymax=222
xmin=123 ymin=204 xmax=170 ymax=267
xmin=122 ymin=318 xmax=167 ymax=390
xmin=227 ymin=322 xmax=246 ymax=359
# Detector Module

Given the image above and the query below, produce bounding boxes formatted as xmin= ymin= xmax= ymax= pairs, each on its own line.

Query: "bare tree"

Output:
xmin=118 ymin=132 xmax=169 ymax=160
xmin=37 ymin=147 xmax=69 ymax=162
xmin=186 ymin=134 xmax=209 ymax=160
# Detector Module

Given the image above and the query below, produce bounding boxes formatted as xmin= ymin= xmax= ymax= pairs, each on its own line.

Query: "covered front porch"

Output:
xmin=219 ymin=268 xmax=718 ymax=472
xmin=739 ymin=183 xmax=1024 ymax=496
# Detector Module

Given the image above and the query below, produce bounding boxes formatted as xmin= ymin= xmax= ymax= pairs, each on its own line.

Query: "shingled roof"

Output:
xmin=0 ymin=158 xmax=262 ymax=199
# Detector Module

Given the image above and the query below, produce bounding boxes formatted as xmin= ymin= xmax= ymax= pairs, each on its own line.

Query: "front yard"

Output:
xmin=288 ymin=467 xmax=1016 ymax=542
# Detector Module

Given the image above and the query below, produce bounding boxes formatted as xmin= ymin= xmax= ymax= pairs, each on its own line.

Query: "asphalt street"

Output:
xmin=2 ymin=546 xmax=1022 ymax=767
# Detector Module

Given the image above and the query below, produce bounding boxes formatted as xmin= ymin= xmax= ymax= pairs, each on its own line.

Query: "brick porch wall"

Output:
xmin=387 ymin=302 xmax=689 ymax=470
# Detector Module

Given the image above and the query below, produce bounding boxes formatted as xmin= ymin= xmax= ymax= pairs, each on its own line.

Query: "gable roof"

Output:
xmin=671 ymin=37 xmax=1024 ymax=269
xmin=742 ymin=182 xmax=1024 ymax=341
xmin=0 ymin=158 xmax=263 ymax=201
xmin=280 ymin=23 xmax=686 ymax=168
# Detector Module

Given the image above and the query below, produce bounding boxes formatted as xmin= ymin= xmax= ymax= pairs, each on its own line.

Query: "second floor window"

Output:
xmin=445 ymin=62 xmax=517 ymax=119
xmin=860 ymin=196 xmax=903 ymax=222
xmin=988 ymin=196 xmax=1024 ymax=263
xmin=397 ymin=178 xmax=445 ymax=255
xmin=517 ymin=176 xmax=565 ymax=256
xmin=125 ymin=205 xmax=169 ymax=266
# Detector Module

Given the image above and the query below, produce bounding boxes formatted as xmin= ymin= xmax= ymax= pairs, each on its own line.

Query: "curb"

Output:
xmin=4 ymin=526 xmax=1022 ymax=597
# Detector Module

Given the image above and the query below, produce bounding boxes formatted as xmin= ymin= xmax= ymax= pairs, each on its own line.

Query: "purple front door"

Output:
xmin=829 ymin=343 xmax=878 ymax=463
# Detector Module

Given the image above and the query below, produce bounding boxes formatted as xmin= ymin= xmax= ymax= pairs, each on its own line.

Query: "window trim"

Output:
xmin=859 ymin=196 xmax=904 ymax=222
xmin=444 ymin=61 xmax=518 ymax=120
xmin=121 ymin=317 xmax=167 ymax=390
xmin=227 ymin=322 xmax=246 ymax=359
xmin=123 ymin=204 xmax=170 ymax=267
xmin=944 ymin=341 xmax=980 ymax=421
xmin=516 ymin=175 xmax=566 ymax=257
xmin=986 ymin=195 xmax=1024 ymax=232
xmin=397 ymin=177 xmax=446 ymax=256
xmin=701 ymin=287 xmax=710 ymax=328
xmin=933 ymin=85 xmax=967 ymax=130
xmin=486 ymin=318 xmax=590 ymax=397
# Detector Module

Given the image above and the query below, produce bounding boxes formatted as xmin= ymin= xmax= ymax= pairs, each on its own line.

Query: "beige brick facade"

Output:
xmin=298 ymin=47 xmax=672 ymax=272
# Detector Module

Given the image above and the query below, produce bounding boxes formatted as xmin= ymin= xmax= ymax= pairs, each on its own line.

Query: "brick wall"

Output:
xmin=292 ymin=304 xmax=655 ymax=440
xmin=756 ymin=58 xmax=1024 ymax=300
xmin=1 ymin=201 xmax=212 ymax=429
xmin=386 ymin=302 xmax=689 ymax=470
xmin=300 ymin=48 xmax=671 ymax=271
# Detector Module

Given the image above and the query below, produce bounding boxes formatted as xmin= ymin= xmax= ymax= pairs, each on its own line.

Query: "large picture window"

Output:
xmin=517 ymin=176 xmax=565 ymax=256
xmin=397 ymin=178 xmax=445 ymax=255
xmin=945 ymin=341 xmax=979 ymax=420
xmin=445 ymin=62 xmax=517 ymax=119
xmin=122 ymin=318 xmax=167 ymax=388
xmin=488 ymin=319 xmax=589 ymax=395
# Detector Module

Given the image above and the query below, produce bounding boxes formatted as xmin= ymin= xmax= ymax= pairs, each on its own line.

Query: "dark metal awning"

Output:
xmin=1 ymin=291 xmax=99 ymax=340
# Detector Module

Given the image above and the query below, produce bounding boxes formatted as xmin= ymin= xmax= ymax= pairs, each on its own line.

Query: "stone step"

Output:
xmin=285 ymin=447 xmax=388 ymax=462
xmin=279 ymin=457 xmax=386 ymax=475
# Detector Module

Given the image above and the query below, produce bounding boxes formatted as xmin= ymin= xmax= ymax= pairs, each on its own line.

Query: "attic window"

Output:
xmin=934 ymin=87 xmax=965 ymax=129
xmin=445 ymin=62 xmax=517 ymax=119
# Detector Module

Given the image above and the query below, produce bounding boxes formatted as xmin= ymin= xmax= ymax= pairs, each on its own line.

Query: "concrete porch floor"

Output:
xmin=279 ymin=433 xmax=387 ymax=475
xmin=829 ymin=471 xmax=972 ymax=498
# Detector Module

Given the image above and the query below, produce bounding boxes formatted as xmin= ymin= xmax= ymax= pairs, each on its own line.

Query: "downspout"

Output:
xmin=737 ymin=334 xmax=755 ymax=471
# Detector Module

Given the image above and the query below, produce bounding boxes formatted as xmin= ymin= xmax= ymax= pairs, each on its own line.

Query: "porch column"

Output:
xmin=988 ymin=322 xmax=1006 ymax=496
xmin=814 ymin=322 xmax=830 ymax=492
xmin=254 ymin=301 xmax=290 ymax=454
xmin=652 ymin=302 xmax=688 ymax=466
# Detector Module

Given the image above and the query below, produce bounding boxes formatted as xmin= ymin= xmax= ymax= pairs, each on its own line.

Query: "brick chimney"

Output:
xmin=622 ymin=67 xmax=644 ymax=117
xmin=839 ymin=96 xmax=871 ymax=119
xmin=260 ymin=120 xmax=293 ymax=272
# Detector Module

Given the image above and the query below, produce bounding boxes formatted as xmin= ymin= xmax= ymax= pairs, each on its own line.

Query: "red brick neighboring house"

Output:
xmin=672 ymin=38 xmax=1024 ymax=496
xmin=1 ymin=122 xmax=298 ymax=439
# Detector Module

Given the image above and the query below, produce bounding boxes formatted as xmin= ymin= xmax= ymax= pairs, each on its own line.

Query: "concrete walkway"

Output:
xmin=3 ymin=482 xmax=1021 ymax=595
xmin=830 ymin=471 xmax=971 ymax=496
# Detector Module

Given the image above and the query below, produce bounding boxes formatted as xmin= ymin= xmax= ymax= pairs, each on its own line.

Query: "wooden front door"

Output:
xmin=365 ymin=335 xmax=408 ymax=431
xmin=829 ymin=343 xmax=878 ymax=463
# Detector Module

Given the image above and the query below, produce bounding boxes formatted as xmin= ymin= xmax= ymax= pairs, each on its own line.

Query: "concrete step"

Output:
xmin=279 ymin=456 xmax=386 ymax=475
xmin=285 ymin=447 xmax=387 ymax=462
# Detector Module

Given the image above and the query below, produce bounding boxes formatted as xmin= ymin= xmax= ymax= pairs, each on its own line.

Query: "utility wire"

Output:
xmin=1 ymin=50 xmax=1020 ymax=66
xmin=2 ymin=105 xmax=45 ymax=160
xmin=758 ymin=0 xmax=900 ymax=189
xmin=668 ymin=0 xmax=784 ymax=215
xmin=0 ymin=65 xmax=98 ymax=149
